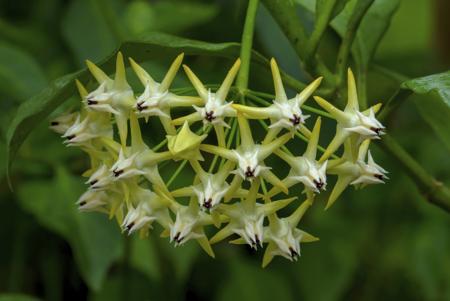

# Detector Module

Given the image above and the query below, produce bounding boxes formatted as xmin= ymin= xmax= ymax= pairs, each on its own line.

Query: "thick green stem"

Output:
xmin=305 ymin=0 xmax=338 ymax=67
xmin=236 ymin=0 xmax=260 ymax=93
xmin=262 ymin=0 xmax=334 ymax=81
xmin=335 ymin=0 xmax=375 ymax=93
xmin=380 ymin=135 xmax=450 ymax=213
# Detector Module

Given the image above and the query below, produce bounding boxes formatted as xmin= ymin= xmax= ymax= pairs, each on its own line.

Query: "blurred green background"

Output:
xmin=1 ymin=0 xmax=449 ymax=300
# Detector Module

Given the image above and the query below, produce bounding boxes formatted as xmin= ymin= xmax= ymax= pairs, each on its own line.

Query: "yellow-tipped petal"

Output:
xmin=224 ymin=175 xmax=242 ymax=202
xmin=300 ymin=230 xmax=319 ymax=242
xmin=313 ymin=96 xmax=347 ymax=123
xmin=357 ymin=139 xmax=371 ymax=161
xmin=168 ymin=95 xmax=204 ymax=107
xmin=160 ymin=53 xmax=184 ymax=92
xmin=199 ymin=144 xmax=236 ymax=160
xmin=345 ymin=68 xmax=359 ymax=111
xmin=183 ymin=64 xmax=208 ymax=99
xmin=75 ymin=79 xmax=88 ymax=99
xmin=288 ymin=198 xmax=313 ymax=227
xmin=319 ymin=128 xmax=348 ymax=163
xmin=216 ymin=160 xmax=236 ymax=182
xmin=86 ymin=60 xmax=110 ymax=84
xmin=209 ymin=224 xmax=233 ymax=244
xmin=130 ymin=112 xmax=144 ymax=151
xmin=325 ymin=175 xmax=353 ymax=209
xmin=229 ymin=237 xmax=246 ymax=245
xmin=262 ymin=243 xmax=277 ymax=268
xmin=274 ymin=149 xmax=296 ymax=166
xmin=270 ymin=58 xmax=287 ymax=102
xmin=299 ymin=124 xmax=312 ymax=139
xmin=237 ymin=113 xmax=254 ymax=149
xmin=297 ymin=76 xmax=323 ymax=105
xmin=263 ymin=127 xmax=281 ymax=145
xmin=262 ymin=170 xmax=289 ymax=194
xmin=114 ymin=52 xmax=129 ymax=90
xmin=129 ymin=57 xmax=156 ymax=88
xmin=364 ymin=102 xmax=382 ymax=114
xmin=216 ymin=58 xmax=241 ymax=101
xmin=232 ymin=104 xmax=273 ymax=119
xmin=262 ymin=196 xmax=296 ymax=215
xmin=115 ymin=113 xmax=128 ymax=148
xmin=259 ymin=133 xmax=291 ymax=160
xmin=172 ymin=111 xmax=202 ymax=126
xmin=160 ymin=115 xmax=176 ymax=135
xmin=214 ymin=124 xmax=226 ymax=148
xmin=197 ymin=236 xmax=215 ymax=258
xmin=304 ymin=117 xmax=321 ymax=160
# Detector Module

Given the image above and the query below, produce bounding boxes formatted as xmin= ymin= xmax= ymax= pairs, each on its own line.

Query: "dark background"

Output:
xmin=0 ymin=0 xmax=449 ymax=300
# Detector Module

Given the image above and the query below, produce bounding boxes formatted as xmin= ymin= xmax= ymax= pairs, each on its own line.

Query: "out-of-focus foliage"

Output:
xmin=0 ymin=0 xmax=449 ymax=301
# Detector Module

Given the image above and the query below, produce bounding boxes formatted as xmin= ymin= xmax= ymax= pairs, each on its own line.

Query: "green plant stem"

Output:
xmin=379 ymin=135 xmax=450 ymax=213
xmin=335 ymin=0 xmax=375 ymax=95
xmin=378 ymin=89 xmax=412 ymax=122
xmin=305 ymin=0 xmax=338 ymax=68
xmin=261 ymin=0 xmax=334 ymax=82
xmin=236 ymin=0 xmax=260 ymax=93
xmin=167 ymin=160 xmax=189 ymax=188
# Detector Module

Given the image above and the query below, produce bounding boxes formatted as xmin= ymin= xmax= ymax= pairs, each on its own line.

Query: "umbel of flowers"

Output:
xmin=50 ymin=52 xmax=387 ymax=267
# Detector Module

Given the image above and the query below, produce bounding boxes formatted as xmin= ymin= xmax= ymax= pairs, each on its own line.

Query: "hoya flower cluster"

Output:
xmin=50 ymin=52 xmax=387 ymax=267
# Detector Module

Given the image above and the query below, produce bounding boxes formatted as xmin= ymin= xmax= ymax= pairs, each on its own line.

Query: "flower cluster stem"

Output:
xmin=236 ymin=0 xmax=260 ymax=94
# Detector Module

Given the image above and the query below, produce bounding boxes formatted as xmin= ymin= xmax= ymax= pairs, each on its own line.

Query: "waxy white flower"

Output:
xmin=77 ymin=189 xmax=109 ymax=212
xmin=325 ymin=139 xmax=388 ymax=209
xmin=62 ymin=114 xmax=112 ymax=147
xmin=85 ymin=52 xmax=137 ymax=146
xmin=49 ymin=112 xmax=79 ymax=134
xmin=233 ymin=59 xmax=321 ymax=139
xmin=86 ymin=164 xmax=114 ymax=190
xmin=167 ymin=199 xmax=217 ymax=257
xmin=200 ymin=114 xmax=290 ymax=192
xmin=210 ymin=180 xmax=295 ymax=249
xmin=122 ymin=186 xmax=172 ymax=235
xmin=272 ymin=117 xmax=327 ymax=196
xmin=314 ymin=69 xmax=385 ymax=162
xmin=262 ymin=199 xmax=318 ymax=267
xmin=130 ymin=54 xmax=202 ymax=135
xmin=173 ymin=59 xmax=240 ymax=146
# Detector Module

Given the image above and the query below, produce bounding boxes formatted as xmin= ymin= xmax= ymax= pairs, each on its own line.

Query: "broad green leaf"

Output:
xmin=5 ymin=32 xmax=277 ymax=180
xmin=130 ymin=236 xmax=160 ymax=282
xmin=216 ymin=258 xmax=293 ymax=301
xmin=17 ymin=166 xmax=123 ymax=291
xmin=124 ymin=1 xmax=218 ymax=36
xmin=401 ymin=71 xmax=450 ymax=150
xmin=0 ymin=42 xmax=47 ymax=101
xmin=61 ymin=0 xmax=121 ymax=66
xmin=316 ymin=0 xmax=349 ymax=20
xmin=0 ymin=295 xmax=40 ymax=301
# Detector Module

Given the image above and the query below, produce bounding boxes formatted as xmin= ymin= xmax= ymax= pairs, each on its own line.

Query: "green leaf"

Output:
xmin=124 ymin=1 xmax=218 ymax=36
xmin=17 ymin=165 xmax=123 ymax=291
xmin=0 ymin=42 xmax=47 ymax=101
xmin=216 ymin=258 xmax=293 ymax=301
xmin=297 ymin=0 xmax=399 ymax=69
xmin=130 ymin=236 xmax=160 ymax=282
xmin=0 ymin=295 xmax=40 ymax=301
xmin=5 ymin=32 xmax=273 ymax=180
xmin=61 ymin=0 xmax=120 ymax=66
xmin=316 ymin=0 xmax=349 ymax=20
xmin=401 ymin=71 xmax=450 ymax=150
